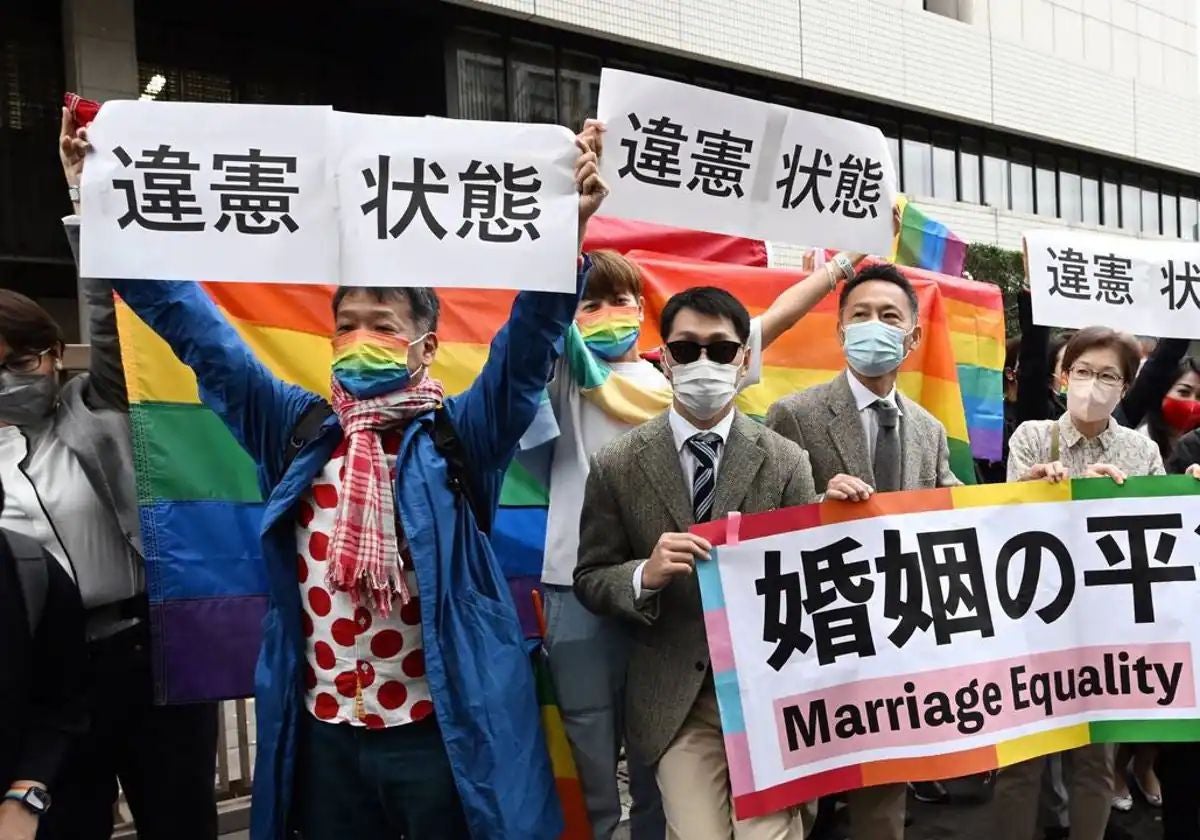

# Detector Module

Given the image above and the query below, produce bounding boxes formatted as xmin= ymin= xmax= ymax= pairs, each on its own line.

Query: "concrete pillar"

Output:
xmin=61 ymin=0 xmax=139 ymax=340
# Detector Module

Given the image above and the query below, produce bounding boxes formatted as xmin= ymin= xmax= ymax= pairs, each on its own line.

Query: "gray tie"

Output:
xmin=870 ymin=399 xmax=901 ymax=493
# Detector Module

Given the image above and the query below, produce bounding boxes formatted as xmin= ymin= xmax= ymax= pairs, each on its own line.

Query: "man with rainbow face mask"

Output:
xmin=537 ymin=152 xmax=878 ymax=837
xmin=65 ymin=119 xmax=610 ymax=840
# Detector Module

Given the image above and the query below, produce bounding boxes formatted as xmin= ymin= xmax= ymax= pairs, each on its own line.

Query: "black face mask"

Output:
xmin=0 ymin=372 xmax=59 ymax=426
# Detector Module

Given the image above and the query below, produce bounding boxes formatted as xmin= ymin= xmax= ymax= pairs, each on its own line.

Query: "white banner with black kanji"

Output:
xmin=79 ymin=101 xmax=579 ymax=292
xmin=596 ymin=68 xmax=898 ymax=256
xmin=1027 ymin=228 xmax=1200 ymax=339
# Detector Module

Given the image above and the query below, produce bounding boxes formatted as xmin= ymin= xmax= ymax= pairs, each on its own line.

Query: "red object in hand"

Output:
xmin=64 ymin=92 xmax=101 ymax=126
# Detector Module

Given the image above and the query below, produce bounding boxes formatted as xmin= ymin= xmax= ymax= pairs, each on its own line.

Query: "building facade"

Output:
xmin=4 ymin=0 xmax=1199 ymax=336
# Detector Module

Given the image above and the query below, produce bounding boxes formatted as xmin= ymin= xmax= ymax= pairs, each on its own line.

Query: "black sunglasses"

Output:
xmin=665 ymin=340 xmax=744 ymax=365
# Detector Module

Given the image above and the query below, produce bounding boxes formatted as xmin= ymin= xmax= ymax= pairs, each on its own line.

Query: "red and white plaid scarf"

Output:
xmin=326 ymin=375 xmax=445 ymax=615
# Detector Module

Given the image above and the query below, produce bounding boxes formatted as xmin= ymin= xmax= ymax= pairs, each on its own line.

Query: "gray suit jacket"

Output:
xmin=573 ymin=411 xmax=816 ymax=764
xmin=765 ymin=371 xmax=960 ymax=492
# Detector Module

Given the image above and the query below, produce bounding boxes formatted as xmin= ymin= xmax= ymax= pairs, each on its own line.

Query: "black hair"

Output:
xmin=1047 ymin=330 xmax=1074 ymax=376
xmin=838 ymin=262 xmax=919 ymax=322
xmin=0 ymin=289 xmax=64 ymax=355
xmin=660 ymin=286 xmax=751 ymax=344
xmin=331 ymin=287 xmax=441 ymax=333
xmin=1146 ymin=356 xmax=1200 ymax=462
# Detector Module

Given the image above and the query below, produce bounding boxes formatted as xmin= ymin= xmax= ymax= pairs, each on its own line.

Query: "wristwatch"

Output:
xmin=4 ymin=786 xmax=51 ymax=815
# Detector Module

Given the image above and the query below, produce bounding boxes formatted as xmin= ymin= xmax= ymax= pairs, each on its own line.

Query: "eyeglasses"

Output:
xmin=0 ymin=348 xmax=52 ymax=374
xmin=1068 ymin=366 xmax=1123 ymax=387
xmin=665 ymin=340 xmax=744 ymax=365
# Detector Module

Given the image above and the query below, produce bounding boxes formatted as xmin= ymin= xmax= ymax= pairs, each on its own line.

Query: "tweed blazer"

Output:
xmin=573 ymin=410 xmax=816 ymax=764
xmin=765 ymin=371 xmax=960 ymax=492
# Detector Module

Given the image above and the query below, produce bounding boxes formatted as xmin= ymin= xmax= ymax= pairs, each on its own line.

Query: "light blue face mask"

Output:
xmin=842 ymin=320 xmax=911 ymax=377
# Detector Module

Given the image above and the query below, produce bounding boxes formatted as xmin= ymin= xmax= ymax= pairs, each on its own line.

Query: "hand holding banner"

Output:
xmin=597 ymin=69 xmax=897 ymax=256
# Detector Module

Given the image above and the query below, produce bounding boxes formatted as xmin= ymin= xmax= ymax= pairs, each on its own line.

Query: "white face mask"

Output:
xmin=670 ymin=358 xmax=741 ymax=420
xmin=1066 ymin=378 xmax=1122 ymax=424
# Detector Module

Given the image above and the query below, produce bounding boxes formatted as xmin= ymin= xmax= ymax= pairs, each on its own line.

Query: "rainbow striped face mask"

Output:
xmin=576 ymin=305 xmax=641 ymax=362
xmin=331 ymin=329 xmax=427 ymax=399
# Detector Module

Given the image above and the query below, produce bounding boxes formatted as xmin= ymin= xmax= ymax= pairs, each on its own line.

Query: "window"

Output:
xmin=1080 ymin=162 xmax=1100 ymax=226
xmin=983 ymin=141 xmax=1009 ymax=209
xmin=1058 ymin=159 xmax=1082 ymax=223
xmin=558 ymin=51 xmax=600 ymax=129
xmin=1009 ymin=148 xmax=1034 ymax=214
xmin=902 ymin=126 xmax=933 ymax=197
xmin=932 ymin=132 xmax=957 ymax=200
xmin=1181 ymin=190 xmax=1199 ymax=241
xmin=1120 ymin=178 xmax=1140 ymax=232
xmin=509 ymin=41 xmax=557 ymax=123
xmin=1161 ymin=189 xmax=1179 ymax=239
xmin=959 ymin=136 xmax=981 ymax=204
xmin=456 ymin=42 xmax=505 ymax=121
xmin=923 ymin=0 xmax=974 ymax=23
xmin=1101 ymin=168 xmax=1120 ymax=227
xmin=1034 ymin=154 xmax=1057 ymax=217
xmin=1140 ymin=177 xmax=1160 ymax=235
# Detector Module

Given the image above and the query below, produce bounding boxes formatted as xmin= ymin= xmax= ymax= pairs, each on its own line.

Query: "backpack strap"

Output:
xmin=5 ymin=531 xmax=49 ymax=636
xmin=283 ymin=401 xmax=335 ymax=474
xmin=1050 ymin=422 xmax=1061 ymax=463
xmin=433 ymin=407 xmax=491 ymax=537
xmin=283 ymin=402 xmax=491 ymax=536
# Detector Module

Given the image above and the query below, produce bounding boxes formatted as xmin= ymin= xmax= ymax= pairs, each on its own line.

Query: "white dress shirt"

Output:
xmin=844 ymin=369 xmax=902 ymax=462
xmin=634 ymin=407 xmax=737 ymax=598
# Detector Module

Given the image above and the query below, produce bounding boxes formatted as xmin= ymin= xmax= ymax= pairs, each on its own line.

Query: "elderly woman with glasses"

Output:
xmin=986 ymin=326 xmax=1164 ymax=840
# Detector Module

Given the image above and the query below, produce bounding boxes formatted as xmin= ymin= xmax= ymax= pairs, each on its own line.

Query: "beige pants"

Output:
xmin=990 ymin=745 xmax=1114 ymax=840
xmin=846 ymin=783 xmax=907 ymax=840
xmin=657 ymin=686 xmax=813 ymax=839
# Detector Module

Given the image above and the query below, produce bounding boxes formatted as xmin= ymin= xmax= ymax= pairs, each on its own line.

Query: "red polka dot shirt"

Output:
xmin=295 ymin=434 xmax=434 ymax=728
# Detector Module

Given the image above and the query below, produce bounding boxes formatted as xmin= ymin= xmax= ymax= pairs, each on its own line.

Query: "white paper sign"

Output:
xmin=335 ymin=113 xmax=578 ymax=290
xmin=81 ymin=101 xmax=338 ymax=284
xmin=597 ymin=69 xmax=897 ymax=254
xmin=81 ymin=103 xmax=580 ymax=292
xmin=1027 ymin=228 xmax=1200 ymax=338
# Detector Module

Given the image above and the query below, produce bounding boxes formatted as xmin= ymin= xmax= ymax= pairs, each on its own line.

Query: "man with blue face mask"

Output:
xmin=766 ymin=261 xmax=960 ymax=840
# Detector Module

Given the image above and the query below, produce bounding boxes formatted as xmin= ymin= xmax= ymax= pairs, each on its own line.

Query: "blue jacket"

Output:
xmin=114 ymin=271 xmax=585 ymax=840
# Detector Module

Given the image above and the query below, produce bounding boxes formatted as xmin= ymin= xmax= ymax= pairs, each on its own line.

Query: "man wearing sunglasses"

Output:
xmin=767 ymin=262 xmax=960 ymax=840
xmin=575 ymin=286 xmax=817 ymax=839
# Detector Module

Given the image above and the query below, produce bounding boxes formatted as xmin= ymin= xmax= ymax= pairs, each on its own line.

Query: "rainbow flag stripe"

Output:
xmin=694 ymin=475 xmax=1200 ymax=820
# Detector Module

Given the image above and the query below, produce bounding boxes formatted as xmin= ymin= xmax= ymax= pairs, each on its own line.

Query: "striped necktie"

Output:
xmin=686 ymin=432 xmax=722 ymax=523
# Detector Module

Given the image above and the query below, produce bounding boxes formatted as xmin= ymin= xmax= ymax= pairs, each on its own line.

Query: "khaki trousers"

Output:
xmin=990 ymin=745 xmax=1114 ymax=840
xmin=657 ymin=686 xmax=813 ymax=839
xmin=846 ymin=783 xmax=907 ymax=840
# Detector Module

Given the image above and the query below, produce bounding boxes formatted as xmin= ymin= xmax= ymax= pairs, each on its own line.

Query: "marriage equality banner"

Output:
xmin=692 ymin=476 xmax=1200 ymax=819
xmin=597 ymin=69 xmax=897 ymax=255
xmin=1027 ymin=228 xmax=1200 ymax=339
xmin=80 ymin=101 xmax=579 ymax=291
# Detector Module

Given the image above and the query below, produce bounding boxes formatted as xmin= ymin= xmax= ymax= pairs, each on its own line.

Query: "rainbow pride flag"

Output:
xmin=891 ymin=195 xmax=968 ymax=278
xmin=693 ymin=475 xmax=1200 ymax=819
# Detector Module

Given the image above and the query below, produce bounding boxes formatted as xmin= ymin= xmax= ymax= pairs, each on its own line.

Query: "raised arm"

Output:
xmin=758 ymin=252 xmax=860 ymax=349
xmin=62 ymin=109 xmax=317 ymax=475
xmin=449 ymin=123 xmax=608 ymax=473
xmin=112 ymin=278 xmax=318 ymax=478
xmin=1015 ymin=289 xmax=1052 ymax=424
xmin=62 ymin=220 xmax=127 ymax=412
xmin=1115 ymin=337 xmax=1190 ymax=429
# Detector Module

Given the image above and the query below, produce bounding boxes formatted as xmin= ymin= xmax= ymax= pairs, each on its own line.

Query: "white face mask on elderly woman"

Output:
xmin=1066 ymin=376 xmax=1122 ymax=424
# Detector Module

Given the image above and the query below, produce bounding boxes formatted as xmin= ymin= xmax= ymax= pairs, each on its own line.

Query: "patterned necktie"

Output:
xmin=687 ymin=432 xmax=722 ymax=523
xmin=870 ymin=399 xmax=901 ymax=493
